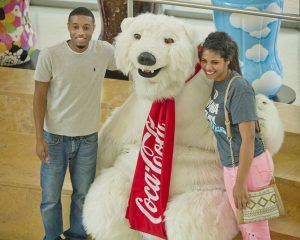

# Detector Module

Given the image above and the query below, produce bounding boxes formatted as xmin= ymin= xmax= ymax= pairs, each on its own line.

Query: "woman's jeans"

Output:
xmin=40 ymin=131 xmax=98 ymax=240
xmin=223 ymin=150 xmax=274 ymax=240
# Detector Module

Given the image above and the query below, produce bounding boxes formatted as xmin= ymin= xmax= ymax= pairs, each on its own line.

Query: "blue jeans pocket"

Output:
xmin=43 ymin=131 xmax=61 ymax=146
xmin=82 ymin=132 xmax=98 ymax=145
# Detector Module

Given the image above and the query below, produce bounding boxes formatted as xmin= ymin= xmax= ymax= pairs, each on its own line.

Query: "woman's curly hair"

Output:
xmin=199 ymin=32 xmax=242 ymax=75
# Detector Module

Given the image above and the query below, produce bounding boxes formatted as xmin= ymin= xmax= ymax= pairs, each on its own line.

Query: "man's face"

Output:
xmin=67 ymin=15 xmax=95 ymax=53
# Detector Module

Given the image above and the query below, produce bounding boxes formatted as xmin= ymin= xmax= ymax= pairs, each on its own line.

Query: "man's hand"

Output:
xmin=36 ymin=138 xmax=49 ymax=163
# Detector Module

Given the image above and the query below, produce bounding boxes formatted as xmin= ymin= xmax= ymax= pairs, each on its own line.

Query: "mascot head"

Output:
xmin=115 ymin=13 xmax=198 ymax=101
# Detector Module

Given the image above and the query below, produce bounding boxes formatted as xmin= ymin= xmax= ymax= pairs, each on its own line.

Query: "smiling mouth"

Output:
xmin=76 ymin=37 xmax=87 ymax=42
xmin=138 ymin=68 xmax=162 ymax=78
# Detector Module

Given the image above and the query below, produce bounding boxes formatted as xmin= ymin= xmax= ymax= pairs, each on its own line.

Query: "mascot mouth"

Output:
xmin=138 ymin=68 xmax=161 ymax=78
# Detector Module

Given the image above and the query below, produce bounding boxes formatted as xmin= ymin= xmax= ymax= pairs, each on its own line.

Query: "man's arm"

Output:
xmin=107 ymin=44 xmax=118 ymax=71
xmin=33 ymin=81 xmax=49 ymax=162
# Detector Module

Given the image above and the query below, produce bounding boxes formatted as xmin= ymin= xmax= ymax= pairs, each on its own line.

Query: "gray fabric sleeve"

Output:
xmin=106 ymin=43 xmax=117 ymax=71
xmin=34 ymin=49 xmax=52 ymax=82
xmin=229 ymin=87 xmax=257 ymax=125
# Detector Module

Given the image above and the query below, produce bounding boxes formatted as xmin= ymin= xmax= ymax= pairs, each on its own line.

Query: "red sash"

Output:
xmin=126 ymin=99 xmax=175 ymax=239
xmin=126 ymin=64 xmax=201 ymax=239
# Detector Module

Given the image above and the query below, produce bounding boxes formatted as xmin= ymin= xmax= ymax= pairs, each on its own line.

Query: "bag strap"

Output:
xmin=255 ymin=120 xmax=266 ymax=151
xmin=224 ymin=76 xmax=239 ymax=140
xmin=224 ymin=76 xmax=274 ymax=183
xmin=224 ymin=76 xmax=239 ymax=167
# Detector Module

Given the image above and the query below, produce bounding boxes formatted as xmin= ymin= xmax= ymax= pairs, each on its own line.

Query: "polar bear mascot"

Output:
xmin=83 ymin=13 xmax=284 ymax=240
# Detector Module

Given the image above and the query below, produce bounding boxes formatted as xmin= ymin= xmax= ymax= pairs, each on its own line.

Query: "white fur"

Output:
xmin=256 ymin=94 xmax=284 ymax=155
xmin=115 ymin=14 xmax=197 ymax=101
xmin=83 ymin=14 xmax=284 ymax=240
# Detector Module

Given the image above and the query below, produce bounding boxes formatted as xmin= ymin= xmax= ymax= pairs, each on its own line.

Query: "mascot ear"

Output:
xmin=121 ymin=17 xmax=135 ymax=32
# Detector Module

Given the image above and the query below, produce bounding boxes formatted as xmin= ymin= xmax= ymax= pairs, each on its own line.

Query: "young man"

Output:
xmin=33 ymin=7 xmax=116 ymax=240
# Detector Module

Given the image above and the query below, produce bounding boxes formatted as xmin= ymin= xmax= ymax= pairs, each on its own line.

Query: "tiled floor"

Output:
xmin=28 ymin=5 xmax=300 ymax=105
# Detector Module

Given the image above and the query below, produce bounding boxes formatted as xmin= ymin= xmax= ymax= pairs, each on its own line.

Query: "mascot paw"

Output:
xmin=256 ymin=94 xmax=284 ymax=155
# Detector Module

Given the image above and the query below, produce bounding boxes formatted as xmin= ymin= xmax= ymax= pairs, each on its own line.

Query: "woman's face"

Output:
xmin=200 ymin=49 xmax=230 ymax=81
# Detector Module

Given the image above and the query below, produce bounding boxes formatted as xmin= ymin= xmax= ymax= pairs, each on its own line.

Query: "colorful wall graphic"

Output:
xmin=212 ymin=0 xmax=284 ymax=97
xmin=0 ymin=0 xmax=36 ymax=66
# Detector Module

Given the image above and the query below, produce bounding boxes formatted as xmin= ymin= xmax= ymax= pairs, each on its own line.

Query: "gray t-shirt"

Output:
xmin=34 ymin=40 xmax=117 ymax=136
xmin=204 ymin=71 xmax=264 ymax=167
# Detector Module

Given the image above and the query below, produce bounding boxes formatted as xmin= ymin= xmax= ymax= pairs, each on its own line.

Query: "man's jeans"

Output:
xmin=41 ymin=131 xmax=98 ymax=240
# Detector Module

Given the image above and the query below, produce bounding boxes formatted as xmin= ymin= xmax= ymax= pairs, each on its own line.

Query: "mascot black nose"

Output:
xmin=138 ymin=52 xmax=156 ymax=66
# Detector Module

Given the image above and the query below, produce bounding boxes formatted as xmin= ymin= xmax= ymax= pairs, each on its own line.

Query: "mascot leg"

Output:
xmin=83 ymin=150 xmax=141 ymax=240
xmin=164 ymin=190 xmax=238 ymax=240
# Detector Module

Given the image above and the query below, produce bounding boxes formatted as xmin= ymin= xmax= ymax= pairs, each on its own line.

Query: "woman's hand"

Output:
xmin=233 ymin=181 xmax=249 ymax=210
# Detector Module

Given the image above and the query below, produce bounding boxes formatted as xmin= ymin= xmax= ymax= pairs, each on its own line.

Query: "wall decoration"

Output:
xmin=212 ymin=0 xmax=284 ymax=97
xmin=0 ymin=0 xmax=36 ymax=66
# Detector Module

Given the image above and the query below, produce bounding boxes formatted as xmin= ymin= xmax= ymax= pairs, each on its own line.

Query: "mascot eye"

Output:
xmin=164 ymin=38 xmax=174 ymax=44
xmin=134 ymin=33 xmax=141 ymax=40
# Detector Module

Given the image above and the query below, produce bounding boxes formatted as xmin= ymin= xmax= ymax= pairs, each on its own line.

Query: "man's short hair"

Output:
xmin=68 ymin=7 xmax=95 ymax=23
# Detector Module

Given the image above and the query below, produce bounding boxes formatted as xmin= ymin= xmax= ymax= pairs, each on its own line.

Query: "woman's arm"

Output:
xmin=233 ymin=121 xmax=255 ymax=210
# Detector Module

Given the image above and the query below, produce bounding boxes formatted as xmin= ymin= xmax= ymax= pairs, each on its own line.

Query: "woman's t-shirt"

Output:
xmin=204 ymin=71 xmax=265 ymax=167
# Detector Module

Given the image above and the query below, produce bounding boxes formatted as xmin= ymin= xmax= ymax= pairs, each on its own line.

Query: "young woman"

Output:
xmin=200 ymin=32 xmax=273 ymax=240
